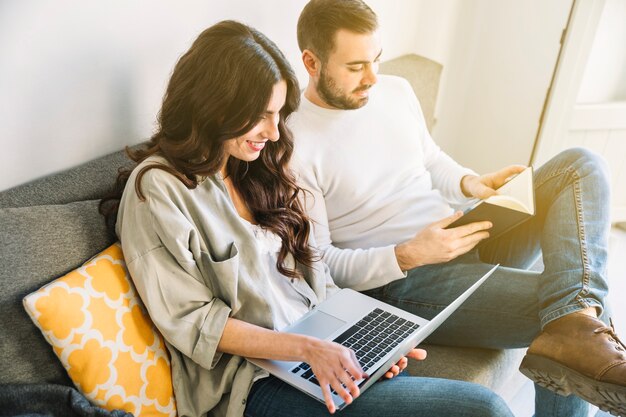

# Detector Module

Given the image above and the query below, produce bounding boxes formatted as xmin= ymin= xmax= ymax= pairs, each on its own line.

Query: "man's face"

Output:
xmin=316 ymin=29 xmax=382 ymax=110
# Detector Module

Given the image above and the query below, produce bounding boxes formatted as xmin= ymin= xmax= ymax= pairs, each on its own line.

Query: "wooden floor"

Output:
xmin=508 ymin=224 xmax=626 ymax=417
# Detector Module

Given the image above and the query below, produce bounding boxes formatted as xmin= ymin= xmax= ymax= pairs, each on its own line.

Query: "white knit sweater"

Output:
xmin=289 ymin=75 xmax=475 ymax=291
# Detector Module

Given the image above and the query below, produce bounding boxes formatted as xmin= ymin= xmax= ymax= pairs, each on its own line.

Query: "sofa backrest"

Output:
xmin=379 ymin=53 xmax=442 ymax=131
xmin=0 ymin=148 xmax=132 ymax=209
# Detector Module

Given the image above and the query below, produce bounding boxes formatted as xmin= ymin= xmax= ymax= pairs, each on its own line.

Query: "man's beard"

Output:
xmin=317 ymin=68 xmax=370 ymax=110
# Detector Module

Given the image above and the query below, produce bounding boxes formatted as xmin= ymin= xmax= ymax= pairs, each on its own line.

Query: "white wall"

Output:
xmin=0 ymin=1 xmax=300 ymax=191
xmin=410 ymin=1 xmax=462 ymax=66
xmin=577 ymin=0 xmax=626 ymax=103
xmin=570 ymin=0 xmax=626 ymax=221
xmin=430 ymin=0 xmax=572 ymax=174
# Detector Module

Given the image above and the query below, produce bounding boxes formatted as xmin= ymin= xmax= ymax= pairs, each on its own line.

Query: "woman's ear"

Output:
xmin=302 ymin=50 xmax=321 ymax=77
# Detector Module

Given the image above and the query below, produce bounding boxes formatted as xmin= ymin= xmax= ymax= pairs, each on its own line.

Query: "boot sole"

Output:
xmin=520 ymin=353 xmax=626 ymax=416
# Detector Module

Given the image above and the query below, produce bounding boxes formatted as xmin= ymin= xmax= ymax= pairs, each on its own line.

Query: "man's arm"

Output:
xmin=297 ymin=169 xmax=406 ymax=291
xmin=401 ymin=76 xmax=476 ymax=205
xmin=303 ymin=177 xmax=491 ymax=281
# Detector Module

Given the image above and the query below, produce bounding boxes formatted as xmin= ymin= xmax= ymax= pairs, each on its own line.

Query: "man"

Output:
xmin=289 ymin=0 xmax=626 ymax=415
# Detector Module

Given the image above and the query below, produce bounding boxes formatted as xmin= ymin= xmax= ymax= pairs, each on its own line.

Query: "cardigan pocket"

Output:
xmin=199 ymin=242 xmax=241 ymax=310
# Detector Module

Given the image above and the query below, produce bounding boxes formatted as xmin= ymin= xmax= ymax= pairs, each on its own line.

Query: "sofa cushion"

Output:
xmin=0 ymin=199 xmax=112 ymax=385
xmin=407 ymin=344 xmax=526 ymax=401
xmin=23 ymin=243 xmax=176 ymax=417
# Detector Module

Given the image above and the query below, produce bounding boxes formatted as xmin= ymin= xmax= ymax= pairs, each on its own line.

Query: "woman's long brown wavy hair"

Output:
xmin=101 ymin=20 xmax=316 ymax=278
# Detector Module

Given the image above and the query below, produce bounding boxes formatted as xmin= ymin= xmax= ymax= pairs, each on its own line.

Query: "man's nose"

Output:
xmin=363 ymin=63 xmax=378 ymax=86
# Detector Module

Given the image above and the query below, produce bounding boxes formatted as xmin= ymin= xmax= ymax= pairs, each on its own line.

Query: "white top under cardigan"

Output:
xmin=289 ymin=74 xmax=476 ymax=291
xmin=116 ymin=155 xmax=338 ymax=417
xmin=244 ymin=221 xmax=312 ymax=330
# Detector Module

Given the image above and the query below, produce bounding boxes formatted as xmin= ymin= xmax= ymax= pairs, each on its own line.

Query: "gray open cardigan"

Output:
xmin=116 ymin=156 xmax=338 ymax=417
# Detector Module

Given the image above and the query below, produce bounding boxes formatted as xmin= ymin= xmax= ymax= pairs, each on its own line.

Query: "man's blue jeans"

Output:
xmin=245 ymin=373 xmax=515 ymax=417
xmin=363 ymin=148 xmax=612 ymax=417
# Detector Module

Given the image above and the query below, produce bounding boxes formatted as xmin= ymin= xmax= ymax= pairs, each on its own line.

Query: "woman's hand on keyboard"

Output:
xmin=303 ymin=338 xmax=367 ymax=414
xmin=382 ymin=348 xmax=427 ymax=379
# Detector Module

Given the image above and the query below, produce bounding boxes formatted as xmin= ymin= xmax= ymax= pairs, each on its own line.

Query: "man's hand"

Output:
xmin=382 ymin=348 xmax=427 ymax=379
xmin=394 ymin=212 xmax=492 ymax=271
xmin=393 ymin=165 xmax=527 ymax=272
xmin=461 ymin=165 xmax=527 ymax=199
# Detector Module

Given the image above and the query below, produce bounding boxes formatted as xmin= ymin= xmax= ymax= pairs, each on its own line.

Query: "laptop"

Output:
xmin=248 ymin=264 xmax=499 ymax=411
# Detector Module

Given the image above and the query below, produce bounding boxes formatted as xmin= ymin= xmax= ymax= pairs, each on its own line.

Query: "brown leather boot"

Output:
xmin=520 ymin=313 xmax=626 ymax=416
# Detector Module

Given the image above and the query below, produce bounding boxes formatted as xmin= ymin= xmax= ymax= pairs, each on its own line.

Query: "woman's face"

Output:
xmin=222 ymin=80 xmax=287 ymax=168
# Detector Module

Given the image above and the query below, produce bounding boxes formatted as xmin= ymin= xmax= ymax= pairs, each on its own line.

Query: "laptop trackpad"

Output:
xmin=287 ymin=311 xmax=346 ymax=340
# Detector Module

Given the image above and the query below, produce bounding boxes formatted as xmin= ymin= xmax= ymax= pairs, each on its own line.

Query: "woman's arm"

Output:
xmin=218 ymin=317 xmax=366 ymax=414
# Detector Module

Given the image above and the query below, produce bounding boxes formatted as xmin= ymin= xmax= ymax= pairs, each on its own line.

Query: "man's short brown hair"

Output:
xmin=297 ymin=0 xmax=378 ymax=62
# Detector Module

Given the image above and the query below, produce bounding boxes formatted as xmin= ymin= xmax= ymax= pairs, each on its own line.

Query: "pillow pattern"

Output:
xmin=23 ymin=243 xmax=176 ymax=417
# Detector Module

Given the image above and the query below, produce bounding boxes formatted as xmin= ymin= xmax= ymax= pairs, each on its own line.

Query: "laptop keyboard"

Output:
xmin=290 ymin=308 xmax=420 ymax=391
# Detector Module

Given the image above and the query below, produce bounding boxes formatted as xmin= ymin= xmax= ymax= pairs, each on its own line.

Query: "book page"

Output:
xmin=485 ymin=167 xmax=534 ymax=214
xmin=485 ymin=195 xmax=528 ymax=212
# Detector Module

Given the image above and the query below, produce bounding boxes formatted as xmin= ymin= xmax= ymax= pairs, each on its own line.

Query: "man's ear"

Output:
xmin=302 ymin=49 xmax=321 ymax=77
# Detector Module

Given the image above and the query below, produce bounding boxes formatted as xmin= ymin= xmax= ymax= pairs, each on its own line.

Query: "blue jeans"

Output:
xmin=364 ymin=148 xmax=612 ymax=417
xmin=245 ymin=373 xmax=514 ymax=417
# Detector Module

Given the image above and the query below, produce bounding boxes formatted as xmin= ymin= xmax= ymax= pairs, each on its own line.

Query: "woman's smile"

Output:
xmin=246 ymin=140 xmax=267 ymax=152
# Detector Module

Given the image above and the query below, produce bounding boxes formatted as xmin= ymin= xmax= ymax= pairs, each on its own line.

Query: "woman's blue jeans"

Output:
xmin=362 ymin=148 xmax=612 ymax=417
xmin=245 ymin=373 xmax=514 ymax=417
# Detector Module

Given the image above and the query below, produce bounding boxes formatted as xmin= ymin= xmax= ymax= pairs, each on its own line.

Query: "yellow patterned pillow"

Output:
xmin=23 ymin=243 xmax=176 ymax=417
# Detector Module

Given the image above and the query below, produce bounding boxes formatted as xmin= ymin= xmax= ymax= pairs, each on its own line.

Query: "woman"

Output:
xmin=106 ymin=20 xmax=513 ymax=417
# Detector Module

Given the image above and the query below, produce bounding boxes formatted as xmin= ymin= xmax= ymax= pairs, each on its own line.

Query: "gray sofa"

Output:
xmin=0 ymin=54 xmax=526 ymax=411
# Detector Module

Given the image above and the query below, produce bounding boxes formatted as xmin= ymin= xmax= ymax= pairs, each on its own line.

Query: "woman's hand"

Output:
xmin=382 ymin=348 xmax=427 ymax=379
xmin=218 ymin=320 xmax=366 ymax=414
xmin=302 ymin=338 xmax=367 ymax=414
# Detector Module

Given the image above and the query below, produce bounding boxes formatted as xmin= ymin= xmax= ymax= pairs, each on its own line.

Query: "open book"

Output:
xmin=447 ymin=166 xmax=535 ymax=241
